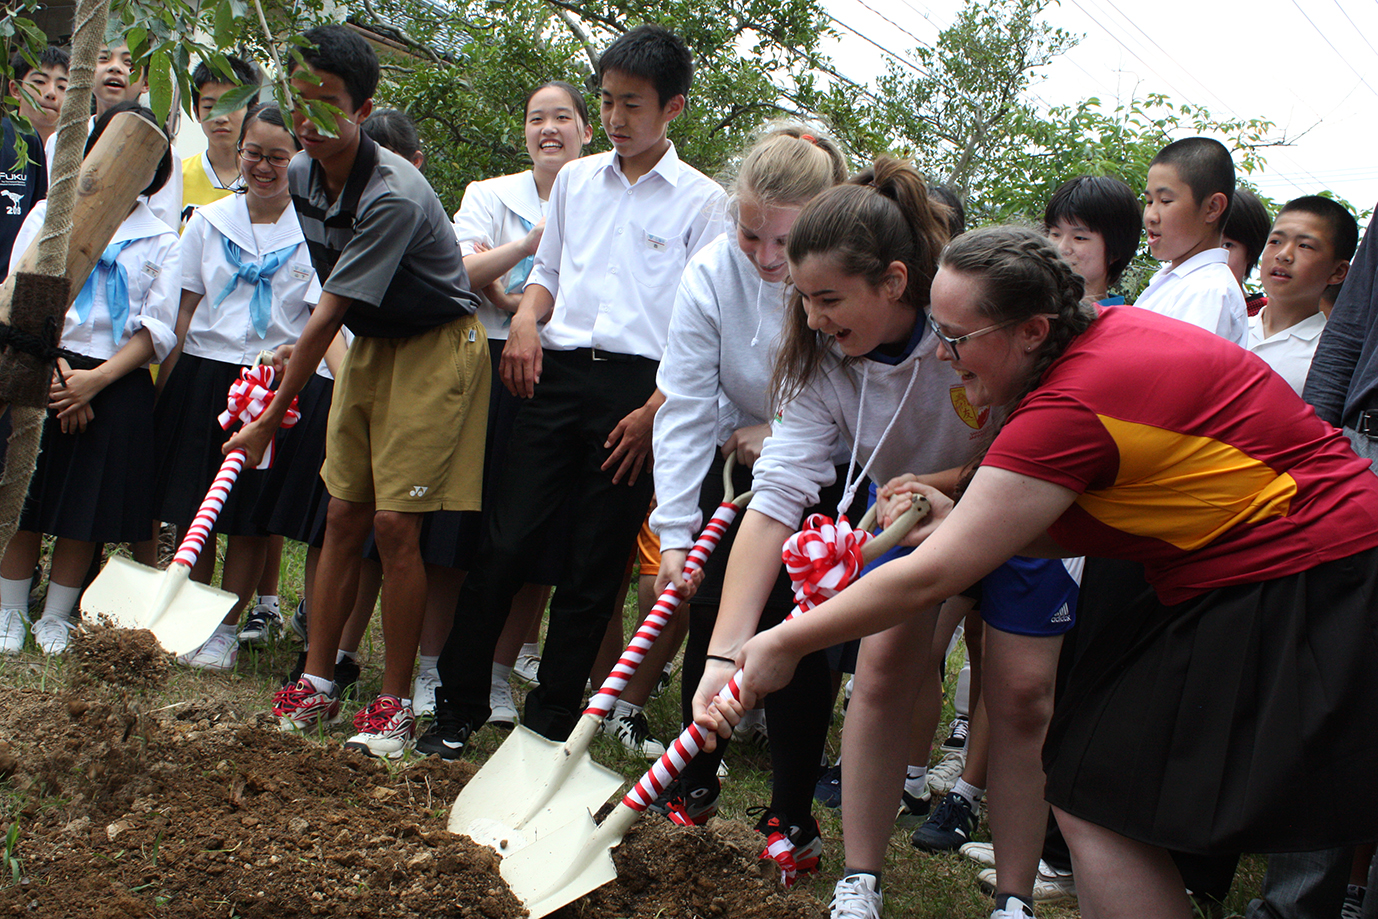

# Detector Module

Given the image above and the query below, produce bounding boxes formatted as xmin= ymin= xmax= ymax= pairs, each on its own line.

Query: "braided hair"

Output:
xmin=940 ymin=226 xmax=1099 ymax=489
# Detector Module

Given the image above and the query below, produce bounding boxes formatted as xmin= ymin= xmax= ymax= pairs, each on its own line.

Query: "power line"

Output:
xmin=845 ymin=0 xmax=934 ymax=50
xmin=1288 ymin=0 xmax=1378 ymax=99
xmin=1328 ymin=0 xmax=1378 ymax=65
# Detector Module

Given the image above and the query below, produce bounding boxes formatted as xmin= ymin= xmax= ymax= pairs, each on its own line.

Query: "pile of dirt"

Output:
xmin=0 ymin=643 xmax=826 ymax=919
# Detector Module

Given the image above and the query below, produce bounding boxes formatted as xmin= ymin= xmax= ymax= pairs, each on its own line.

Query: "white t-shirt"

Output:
xmin=1247 ymin=308 xmax=1326 ymax=396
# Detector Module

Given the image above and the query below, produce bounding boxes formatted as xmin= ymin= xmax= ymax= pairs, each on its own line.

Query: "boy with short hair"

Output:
xmin=8 ymin=47 xmax=69 ymax=145
xmin=1248 ymin=195 xmax=1357 ymax=395
xmin=2 ymin=47 xmax=68 ymax=278
xmin=226 ymin=24 xmax=489 ymax=759
xmin=419 ymin=24 xmax=727 ymax=755
xmin=181 ymin=55 xmax=261 ymax=222
xmin=1136 ymin=136 xmax=1248 ymax=345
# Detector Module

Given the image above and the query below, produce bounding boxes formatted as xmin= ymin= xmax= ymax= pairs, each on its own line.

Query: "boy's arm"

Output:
xmin=500 ymin=283 xmax=554 ymax=398
xmin=602 ymin=387 xmax=666 ymax=486
xmin=224 ymin=289 xmax=348 ymax=466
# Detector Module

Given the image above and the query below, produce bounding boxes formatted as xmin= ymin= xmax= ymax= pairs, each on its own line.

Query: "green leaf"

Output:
xmin=148 ymin=48 xmax=173 ymax=127
xmin=207 ymin=82 xmax=260 ymax=118
xmin=125 ymin=26 xmax=147 ymax=57
xmin=213 ymin=0 xmax=236 ymax=50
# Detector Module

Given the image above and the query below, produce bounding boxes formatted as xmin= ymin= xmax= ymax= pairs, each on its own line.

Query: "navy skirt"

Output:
xmin=252 ymin=371 xmax=333 ymax=546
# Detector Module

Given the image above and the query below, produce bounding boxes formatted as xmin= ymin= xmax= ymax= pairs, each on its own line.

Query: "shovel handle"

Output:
xmin=171 ymin=448 xmax=247 ymax=568
xmin=620 ymin=494 xmax=928 ymax=812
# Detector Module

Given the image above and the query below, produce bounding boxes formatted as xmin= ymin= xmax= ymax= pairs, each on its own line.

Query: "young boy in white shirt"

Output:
xmin=1248 ymin=196 xmax=1357 ymax=395
xmin=1136 ymin=136 xmax=1248 ymax=345
xmin=420 ymin=24 xmax=727 ymax=755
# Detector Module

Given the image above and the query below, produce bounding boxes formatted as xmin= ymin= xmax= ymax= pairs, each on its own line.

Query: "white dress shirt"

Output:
xmin=525 ymin=145 xmax=727 ymax=360
xmin=1247 ymin=308 xmax=1326 ymax=396
xmin=1134 ymin=247 xmax=1248 ymax=347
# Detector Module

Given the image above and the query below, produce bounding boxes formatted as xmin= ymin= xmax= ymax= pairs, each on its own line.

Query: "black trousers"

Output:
xmin=437 ymin=348 xmax=658 ymax=739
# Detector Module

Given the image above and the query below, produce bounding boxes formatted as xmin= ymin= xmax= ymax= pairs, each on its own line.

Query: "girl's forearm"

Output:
xmin=710 ymin=510 xmax=794 ymax=656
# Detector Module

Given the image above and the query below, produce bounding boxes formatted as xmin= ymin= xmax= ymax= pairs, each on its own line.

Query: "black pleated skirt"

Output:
xmin=252 ymin=371 xmax=332 ymax=546
xmin=20 ymin=366 xmax=156 ymax=543
xmin=1044 ymin=545 xmax=1378 ymax=854
xmin=153 ymin=353 xmax=268 ymax=536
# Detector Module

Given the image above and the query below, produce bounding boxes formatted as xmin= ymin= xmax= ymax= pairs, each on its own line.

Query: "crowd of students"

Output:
xmin=2 ymin=19 xmax=1376 ymax=919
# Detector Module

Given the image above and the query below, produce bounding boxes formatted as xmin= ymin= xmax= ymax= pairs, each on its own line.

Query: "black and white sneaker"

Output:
xmin=911 ymin=789 xmax=979 ymax=851
xmin=941 ymin=715 xmax=969 ymax=753
xmin=415 ymin=706 xmax=478 ymax=760
xmin=239 ymin=603 xmax=282 ymax=645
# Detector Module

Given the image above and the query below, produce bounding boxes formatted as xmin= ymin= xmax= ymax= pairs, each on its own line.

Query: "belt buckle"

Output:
xmin=1360 ymin=410 xmax=1378 ymax=435
xmin=591 ymin=347 xmax=608 ymax=362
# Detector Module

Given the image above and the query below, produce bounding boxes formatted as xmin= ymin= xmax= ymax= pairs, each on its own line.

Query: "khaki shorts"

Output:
xmin=323 ymin=313 xmax=489 ymax=513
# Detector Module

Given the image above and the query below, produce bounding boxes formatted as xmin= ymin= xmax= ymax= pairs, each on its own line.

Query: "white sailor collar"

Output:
xmin=112 ymin=200 xmax=177 ymax=245
xmin=486 ymin=170 xmax=544 ymax=225
xmin=196 ymin=193 xmax=305 ymax=254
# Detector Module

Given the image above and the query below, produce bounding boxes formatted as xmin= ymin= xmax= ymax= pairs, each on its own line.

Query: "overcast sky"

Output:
xmin=822 ymin=0 xmax=1378 ymax=214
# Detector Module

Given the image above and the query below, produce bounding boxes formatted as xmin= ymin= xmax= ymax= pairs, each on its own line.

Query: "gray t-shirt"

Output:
xmin=289 ymin=133 xmax=477 ymax=338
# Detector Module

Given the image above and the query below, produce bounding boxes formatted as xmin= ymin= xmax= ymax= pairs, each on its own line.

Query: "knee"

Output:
xmin=986 ymin=676 xmax=1055 ymax=736
xmin=372 ymin=511 xmax=422 ymax=555
xmin=326 ymin=498 xmax=374 ymax=538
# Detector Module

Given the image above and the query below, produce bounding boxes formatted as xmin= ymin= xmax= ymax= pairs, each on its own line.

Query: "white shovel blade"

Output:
xmin=498 ymin=808 xmax=617 ymax=919
xmin=449 ymin=723 xmax=624 ymax=852
xmin=83 ymin=556 xmax=239 ymax=656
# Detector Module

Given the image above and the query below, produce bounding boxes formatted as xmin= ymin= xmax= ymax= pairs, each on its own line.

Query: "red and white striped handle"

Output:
xmin=171 ymin=449 xmax=246 ymax=568
xmin=584 ymin=499 xmax=740 ymax=720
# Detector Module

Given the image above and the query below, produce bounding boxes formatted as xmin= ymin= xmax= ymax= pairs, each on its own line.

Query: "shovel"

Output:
xmin=82 ymin=362 xmax=298 ymax=656
xmin=497 ymin=493 xmax=931 ymax=918
xmin=453 ymin=456 xmax=755 ymax=855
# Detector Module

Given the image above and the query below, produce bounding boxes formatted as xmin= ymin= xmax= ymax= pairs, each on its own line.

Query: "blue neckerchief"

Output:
xmin=863 ymin=312 xmax=927 ymax=366
xmin=504 ymin=216 xmax=535 ymax=295
xmin=72 ymin=239 xmax=135 ymax=345
xmin=210 ymin=235 xmax=295 ymax=339
xmin=1099 ymin=295 xmax=1125 ymax=306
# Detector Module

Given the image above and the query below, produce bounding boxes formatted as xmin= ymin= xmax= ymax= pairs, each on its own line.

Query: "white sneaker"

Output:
xmin=960 ymin=840 xmax=997 ymax=868
xmin=32 ymin=615 xmax=73 ymax=655
xmin=830 ymin=873 xmax=882 ymax=919
xmin=927 ymin=748 xmax=966 ymax=795
xmin=412 ymin=667 xmax=442 ymax=718
xmin=605 ymin=708 xmax=667 ymax=759
xmin=732 ymin=707 xmax=770 ymax=751
xmin=183 ymin=631 xmax=238 ymax=670
xmin=488 ymin=679 xmax=518 ymax=727
xmin=979 ymin=864 xmax=1077 ymax=903
xmin=513 ymin=650 xmax=541 ymax=685
xmin=0 ymin=608 xmax=28 ymax=653
xmin=990 ymin=894 xmax=1036 ymax=917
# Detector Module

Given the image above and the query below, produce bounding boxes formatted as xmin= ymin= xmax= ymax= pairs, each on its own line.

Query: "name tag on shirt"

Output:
xmin=142 ymin=261 xmax=160 ymax=277
xmin=291 ymin=266 xmax=312 ymax=281
xmin=645 ymin=232 xmax=668 ymax=252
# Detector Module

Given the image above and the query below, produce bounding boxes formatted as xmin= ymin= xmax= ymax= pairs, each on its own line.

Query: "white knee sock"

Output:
xmin=0 ymin=576 xmax=32 ymax=613
xmin=42 ymin=583 xmax=82 ymax=622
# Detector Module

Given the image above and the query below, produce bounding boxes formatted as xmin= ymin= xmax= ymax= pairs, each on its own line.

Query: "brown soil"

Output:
xmin=0 ymin=627 xmax=826 ymax=918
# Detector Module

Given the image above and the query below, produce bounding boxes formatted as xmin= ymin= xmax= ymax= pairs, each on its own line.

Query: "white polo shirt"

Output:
xmin=1247 ymin=308 xmax=1326 ymax=396
xmin=1135 ymin=247 xmax=1248 ymax=347
xmin=525 ymin=145 xmax=727 ymax=360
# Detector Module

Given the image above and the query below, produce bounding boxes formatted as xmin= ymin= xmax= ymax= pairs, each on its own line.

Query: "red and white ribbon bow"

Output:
xmin=218 ymin=364 xmax=300 ymax=469
xmin=782 ymin=513 xmax=872 ymax=614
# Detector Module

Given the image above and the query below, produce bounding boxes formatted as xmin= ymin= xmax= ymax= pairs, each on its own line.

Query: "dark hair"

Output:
xmin=1222 ymin=188 xmax=1271 ymax=278
xmin=1150 ymin=136 xmax=1235 ymax=216
xmin=88 ymin=101 xmax=172 ymax=197
xmin=927 ymin=184 xmax=966 ymax=238
xmin=362 ymin=108 xmax=421 ymax=162
xmin=191 ymin=55 xmax=260 ymax=109
xmin=1277 ymin=194 xmax=1359 ymax=263
xmin=1043 ymin=175 xmax=1142 ymax=286
xmin=10 ymin=46 xmax=70 ymax=82
xmin=293 ymin=24 xmax=378 ymax=111
xmin=597 ymin=24 xmax=693 ymax=108
xmin=772 ymin=156 xmax=950 ymax=407
xmin=238 ymin=102 xmax=299 ymax=150
xmin=525 ymin=80 xmax=590 ymax=127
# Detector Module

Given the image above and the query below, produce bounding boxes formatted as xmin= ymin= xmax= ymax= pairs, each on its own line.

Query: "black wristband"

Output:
xmin=705 ymin=654 xmax=735 ymax=665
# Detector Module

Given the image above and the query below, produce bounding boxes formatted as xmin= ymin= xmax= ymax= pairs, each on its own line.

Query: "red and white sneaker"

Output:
xmin=273 ymin=679 xmax=342 ymax=731
xmin=345 ymin=695 xmax=414 ymax=759
xmin=752 ymin=809 xmax=823 ymax=888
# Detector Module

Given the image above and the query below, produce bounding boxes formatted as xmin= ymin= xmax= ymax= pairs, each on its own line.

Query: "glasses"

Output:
xmin=927 ymin=313 xmax=1058 ymax=360
xmin=238 ymin=147 xmax=293 ymax=168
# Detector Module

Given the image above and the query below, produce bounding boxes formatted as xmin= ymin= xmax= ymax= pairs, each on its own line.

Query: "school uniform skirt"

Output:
xmin=1042 ymin=545 xmax=1378 ymax=855
xmin=152 ymin=353 xmax=268 ymax=536
xmin=20 ymin=365 xmax=156 ymax=543
xmin=252 ymin=371 xmax=333 ymax=547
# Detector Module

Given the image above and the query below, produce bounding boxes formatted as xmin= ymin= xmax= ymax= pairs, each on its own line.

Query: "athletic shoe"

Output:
xmin=648 ymin=664 xmax=673 ymax=702
xmin=989 ymin=894 xmax=1035 ymax=918
xmin=0 ymin=608 xmax=28 ymax=653
xmin=272 ymin=679 xmax=342 ymax=731
xmin=960 ymin=841 xmax=997 ymax=868
xmin=732 ymin=708 xmax=770 ymax=752
xmin=911 ymin=790 xmax=979 ymax=851
xmin=1342 ymin=884 xmax=1365 ymax=919
xmin=32 ymin=616 xmax=73 ymax=655
xmin=513 ymin=650 xmax=541 ymax=685
xmin=896 ymin=786 xmax=932 ymax=828
xmin=941 ymin=715 xmax=969 ymax=752
xmin=605 ymin=709 xmax=667 ymax=759
xmin=751 ymin=809 xmax=822 ymax=888
xmin=412 ymin=667 xmax=442 ymax=719
xmin=648 ymin=776 xmax=720 ymax=826
xmin=183 ymin=631 xmax=238 ymax=670
xmin=927 ymin=749 xmax=966 ymax=796
xmin=830 ymin=873 xmax=882 ymax=919
xmin=286 ymin=599 xmax=308 ymax=642
xmin=284 ymin=653 xmax=361 ymax=696
xmin=415 ymin=706 xmax=478 ymax=760
xmin=238 ymin=603 xmax=281 ymax=645
xmin=488 ymin=679 xmax=518 ymax=728
xmin=978 ymin=863 xmax=1077 ymax=903
xmin=345 ymin=696 xmax=414 ymax=759
xmin=815 ymin=762 xmax=843 ymax=808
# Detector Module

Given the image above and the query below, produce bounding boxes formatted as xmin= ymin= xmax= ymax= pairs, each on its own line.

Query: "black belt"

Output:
xmin=589 ymin=346 xmax=639 ymax=363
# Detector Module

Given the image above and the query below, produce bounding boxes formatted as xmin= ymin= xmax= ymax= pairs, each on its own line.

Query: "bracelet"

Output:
xmin=705 ymin=654 xmax=736 ymax=665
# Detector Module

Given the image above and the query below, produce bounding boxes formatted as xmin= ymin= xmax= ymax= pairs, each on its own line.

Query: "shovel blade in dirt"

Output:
xmin=499 ymin=804 xmax=631 ymax=919
xmin=451 ymin=718 xmax=624 ymax=853
xmin=82 ymin=557 xmax=238 ymax=657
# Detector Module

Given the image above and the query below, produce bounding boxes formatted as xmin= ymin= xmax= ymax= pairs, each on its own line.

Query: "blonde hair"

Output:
xmin=732 ymin=121 xmax=848 ymax=209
